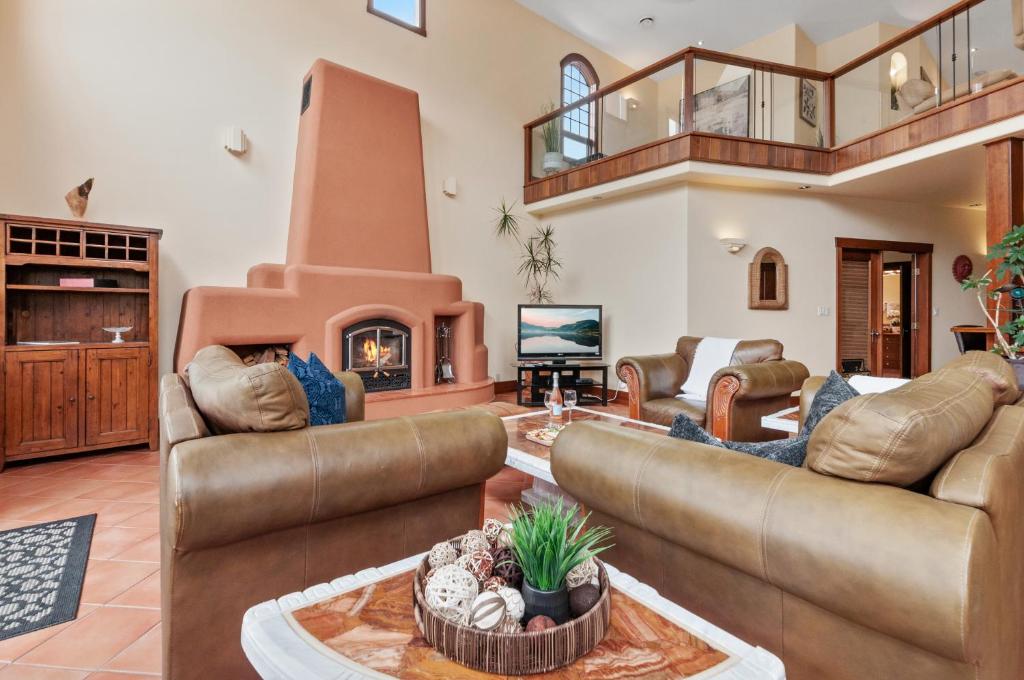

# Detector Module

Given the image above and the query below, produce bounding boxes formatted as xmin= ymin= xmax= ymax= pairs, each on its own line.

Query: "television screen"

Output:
xmin=518 ymin=305 xmax=602 ymax=360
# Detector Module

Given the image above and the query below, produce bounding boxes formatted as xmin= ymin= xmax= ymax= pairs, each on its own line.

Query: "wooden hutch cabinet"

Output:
xmin=0 ymin=214 xmax=161 ymax=471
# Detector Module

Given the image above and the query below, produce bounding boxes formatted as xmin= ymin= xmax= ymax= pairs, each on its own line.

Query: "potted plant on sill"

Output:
xmin=506 ymin=498 xmax=612 ymax=625
xmin=961 ymin=224 xmax=1024 ymax=387
xmin=540 ymin=103 xmax=566 ymax=175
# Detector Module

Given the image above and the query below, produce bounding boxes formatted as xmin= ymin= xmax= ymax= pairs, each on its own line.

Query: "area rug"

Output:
xmin=0 ymin=514 xmax=95 ymax=640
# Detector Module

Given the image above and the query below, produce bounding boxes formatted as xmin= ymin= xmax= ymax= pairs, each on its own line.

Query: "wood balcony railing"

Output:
xmin=524 ymin=0 xmax=1024 ymax=204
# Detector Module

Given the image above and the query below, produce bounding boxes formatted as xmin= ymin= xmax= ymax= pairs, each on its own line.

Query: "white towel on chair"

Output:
xmin=679 ymin=337 xmax=740 ymax=401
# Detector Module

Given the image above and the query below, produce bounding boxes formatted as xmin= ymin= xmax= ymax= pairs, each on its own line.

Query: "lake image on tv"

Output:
xmin=520 ymin=307 xmax=600 ymax=355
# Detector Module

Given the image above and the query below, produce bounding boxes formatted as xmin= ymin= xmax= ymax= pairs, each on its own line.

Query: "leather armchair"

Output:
xmin=617 ymin=337 xmax=809 ymax=441
xmin=159 ymin=373 xmax=507 ymax=680
xmin=551 ymin=406 xmax=1024 ymax=680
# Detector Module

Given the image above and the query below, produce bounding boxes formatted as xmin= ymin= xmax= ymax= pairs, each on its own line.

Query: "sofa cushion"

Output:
xmin=943 ymin=350 xmax=1021 ymax=406
xmin=287 ymin=352 xmax=346 ymax=426
xmin=805 ymin=368 xmax=995 ymax=486
xmin=899 ymin=78 xmax=934 ymax=107
xmin=186 ymin=345 xmax=309 ymax=434
xmin=159 ymin=373 xmax=210 ymax=447
xmin=669 ymin=412 xmax=808 ymax=466
xmin=643 ymin=396 xmax=706 ymax=427
xmin=800 ymin=371 xmax=859 ymax=435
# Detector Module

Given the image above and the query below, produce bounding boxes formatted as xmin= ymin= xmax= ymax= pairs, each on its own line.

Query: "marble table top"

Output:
xmin=242 ymin=553 xmax=785 ymax=679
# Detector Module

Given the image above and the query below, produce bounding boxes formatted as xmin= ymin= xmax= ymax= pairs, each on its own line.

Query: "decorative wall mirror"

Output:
xmin=748 ymin=247 xmax=788 ymax=310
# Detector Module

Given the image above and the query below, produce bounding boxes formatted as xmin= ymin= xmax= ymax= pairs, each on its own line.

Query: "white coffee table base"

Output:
xmin=242 ymin=553 xmax=785 ymax=680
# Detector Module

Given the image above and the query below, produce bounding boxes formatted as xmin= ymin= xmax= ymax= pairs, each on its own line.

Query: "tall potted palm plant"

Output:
xmin=961 ymin=224 xmax=1024 ymax=386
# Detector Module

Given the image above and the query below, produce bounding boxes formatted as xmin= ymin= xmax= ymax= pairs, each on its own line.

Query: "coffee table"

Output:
xmin=242 ymin=552 xmax=785 ymax=679
xmin=502 ymin=407 xmax=668 ymax=506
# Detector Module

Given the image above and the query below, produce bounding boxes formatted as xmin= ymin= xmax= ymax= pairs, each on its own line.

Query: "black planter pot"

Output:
xmin=1007 ymin=358 xmax=1024 ymax=390
xmin=521 ymin=580 xmax=571 ymax=625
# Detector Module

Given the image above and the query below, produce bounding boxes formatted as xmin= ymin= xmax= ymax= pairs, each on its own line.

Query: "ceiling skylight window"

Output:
xmin=367 ymin=0 xmax=425 ymax=36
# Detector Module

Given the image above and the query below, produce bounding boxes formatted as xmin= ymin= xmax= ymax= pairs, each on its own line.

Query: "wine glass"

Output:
xmin=564 ymin=389 xmax=578 ymax=423
xmin=542 ymin=390 xmax=552 ymax=427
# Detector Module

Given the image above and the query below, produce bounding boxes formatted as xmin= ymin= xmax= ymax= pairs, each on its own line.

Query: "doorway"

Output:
xmin=835 ymin=238 xmax=932 ymax=378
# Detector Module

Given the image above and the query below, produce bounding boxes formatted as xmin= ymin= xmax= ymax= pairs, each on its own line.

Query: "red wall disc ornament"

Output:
xmin=952 ymin=255 xmax=973 ymax=283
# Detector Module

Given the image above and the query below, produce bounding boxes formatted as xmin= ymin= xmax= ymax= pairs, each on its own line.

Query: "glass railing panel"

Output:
xmin=527 ymin=59 xmax=687 ymax=181
xmin=964 ymin=0 xmax=1024 ymax=95
xmin=771 ymin=71 xmax=827 ymax=147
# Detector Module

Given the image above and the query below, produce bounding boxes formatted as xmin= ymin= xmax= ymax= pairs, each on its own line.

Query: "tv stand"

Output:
xmin=516 ymin=363 xmax=609 ymax=407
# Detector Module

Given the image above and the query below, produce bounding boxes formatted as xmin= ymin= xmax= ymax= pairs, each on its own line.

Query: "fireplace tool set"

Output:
xmin=435 ymin=322 xmax=455 ymax=384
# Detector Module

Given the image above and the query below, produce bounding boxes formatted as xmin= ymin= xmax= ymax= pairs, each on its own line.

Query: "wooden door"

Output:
xmin=85 ymin=347 xmax=149 ymax=446
xmin=4 ymin=350 xmax=79 ymax=456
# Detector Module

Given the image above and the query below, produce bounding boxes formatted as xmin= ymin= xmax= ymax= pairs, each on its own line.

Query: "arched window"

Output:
xmin=560 ymin=54 xmax=599 ymax=162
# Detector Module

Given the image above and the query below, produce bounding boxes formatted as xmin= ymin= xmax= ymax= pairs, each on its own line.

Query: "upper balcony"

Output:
xmin=523 ymin=0 xmax=1024 ymax=209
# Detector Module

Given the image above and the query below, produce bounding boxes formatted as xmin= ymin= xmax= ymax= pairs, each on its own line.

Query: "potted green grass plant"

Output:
xmin=539 ymin=102 xmax=565 ymax=175
xmin=961 ymin=224 xmax=1024 ymax=387
xmin=506 ymin=498 xmax=612 ymax=625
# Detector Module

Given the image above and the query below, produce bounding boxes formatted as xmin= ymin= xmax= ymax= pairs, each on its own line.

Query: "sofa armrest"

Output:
xmin=706 ymin=360 xmax=809 ymax=439
xmin=332 ymin=371 xmax=366 ymax=422
xmin=797 ymin=376 xmax=826 ymax=431
xmin=551 ymin=421 xmax=998 ymax=664
xmin=165 ymin=410 xmax=506 ymax=552
xmin=616 ymin=353 xmax=688 ymax=419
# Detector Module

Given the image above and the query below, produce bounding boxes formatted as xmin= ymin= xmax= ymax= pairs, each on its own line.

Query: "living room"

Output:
xmin=1 ymin=0 xmax=1023 ymax=679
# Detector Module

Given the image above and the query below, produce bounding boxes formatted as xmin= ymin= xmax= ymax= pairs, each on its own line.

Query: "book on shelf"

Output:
xmin=58 ymin=278 xmax=120 ymax=288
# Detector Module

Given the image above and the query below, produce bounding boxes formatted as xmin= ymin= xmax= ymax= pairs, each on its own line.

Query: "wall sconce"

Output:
xmin=889 ymin=52 xmax=908 ymax=110
xmin=626 ymin=97 xmax=639 ymax=110
xmin=720 ymin=238 xmax=748 ymax=254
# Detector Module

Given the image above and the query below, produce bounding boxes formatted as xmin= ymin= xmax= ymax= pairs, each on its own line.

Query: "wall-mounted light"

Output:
xmin=720 ymin=238 xmax=748 ymax=254
xmin=626 ymin=97 xmax=639 ymax=110
xmin=889 ymin=52 xmax=908 ymax=110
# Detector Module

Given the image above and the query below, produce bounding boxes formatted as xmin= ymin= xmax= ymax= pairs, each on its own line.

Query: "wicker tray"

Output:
xmin=412 ymin=536 xmax=611 ymax=674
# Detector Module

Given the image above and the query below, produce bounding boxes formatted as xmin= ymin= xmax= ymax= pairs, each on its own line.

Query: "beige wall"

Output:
xmin=686 ymin=184 xmax=987 ymax=375
xmin=0 ymin=0 xmax=637 ymax=378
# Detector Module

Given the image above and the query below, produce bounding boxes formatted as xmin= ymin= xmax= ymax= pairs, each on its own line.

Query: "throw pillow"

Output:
xmin=669 ymin=413 xmax=809 ymax=467
xmin=801 ymin=371 xmax=859 ymax=435
xmin=287 ymin=352 xmax=347 ymax=426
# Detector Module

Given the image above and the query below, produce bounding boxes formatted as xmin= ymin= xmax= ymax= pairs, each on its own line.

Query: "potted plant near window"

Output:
xmin=961 ymin=224 xmax=1024 ymax=387
xmin=506 ymin=498 xmax=612 ymax=625
xmin=540 ymin=103 xmax=565 ymax=175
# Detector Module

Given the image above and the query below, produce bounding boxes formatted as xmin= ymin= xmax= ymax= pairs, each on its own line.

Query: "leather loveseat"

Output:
xmin=159 ymin=354 xmax=507 ymax=679
xmin=617 ymin=337 xmax=809 ymax=441
xmin=553 ymin=352 xmax=1024 ymax=680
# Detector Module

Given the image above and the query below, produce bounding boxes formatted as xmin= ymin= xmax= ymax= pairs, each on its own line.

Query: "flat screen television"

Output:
xmin=517 ymin=304 xmax=603 ymax=361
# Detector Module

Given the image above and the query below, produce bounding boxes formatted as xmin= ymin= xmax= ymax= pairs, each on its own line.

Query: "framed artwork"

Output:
xmin=799 ymin=78 xmax=817 ymax=126
xmin=694 ymin=76 xmax=750 ymax=137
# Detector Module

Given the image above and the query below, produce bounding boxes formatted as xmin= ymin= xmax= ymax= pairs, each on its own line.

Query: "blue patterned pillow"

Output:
xmin=287 ymin=353 xmax=347 ymax=426
xmin=669 ymin=414 xmax=809 ymax=467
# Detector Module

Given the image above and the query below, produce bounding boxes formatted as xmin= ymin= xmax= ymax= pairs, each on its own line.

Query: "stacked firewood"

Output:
xmin=238 ymin=345 xmax=290 ymax=367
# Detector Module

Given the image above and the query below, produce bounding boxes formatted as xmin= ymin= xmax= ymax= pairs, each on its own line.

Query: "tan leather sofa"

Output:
xmin=616 ymin=337 xmax=809 ymax=441
xmin=552 ymin=354 xmax=1023 ymax=680
xmin=159 ymin=371 xmax=507 ymax=680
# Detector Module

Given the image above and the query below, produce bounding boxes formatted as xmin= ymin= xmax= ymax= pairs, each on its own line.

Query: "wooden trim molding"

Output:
xmin=366 ymin=0 xmax=426 ymax=36
xmin=710 ymin=376 xmax=741 ymax=440
xmin=834 ymin=237 xmax=933 ymax=253
xmin=617 ymin=364 xmax=642 ymax=421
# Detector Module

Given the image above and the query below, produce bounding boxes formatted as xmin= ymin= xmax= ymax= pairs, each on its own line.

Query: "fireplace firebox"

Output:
xmin=342 ymin=319 xmax=412 ymax=392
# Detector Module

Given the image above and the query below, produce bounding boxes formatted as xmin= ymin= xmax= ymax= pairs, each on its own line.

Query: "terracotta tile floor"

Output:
xmin=0 ymin=394 xmax=627 ymax=678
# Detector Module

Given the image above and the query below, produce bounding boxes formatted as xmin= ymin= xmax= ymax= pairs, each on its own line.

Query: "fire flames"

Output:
xmin=361 ymin=337 xmax=392 ymax=366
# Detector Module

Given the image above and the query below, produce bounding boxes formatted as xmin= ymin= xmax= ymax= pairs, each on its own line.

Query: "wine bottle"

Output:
xmin=549 ymin=371 xmax=564 ymax=424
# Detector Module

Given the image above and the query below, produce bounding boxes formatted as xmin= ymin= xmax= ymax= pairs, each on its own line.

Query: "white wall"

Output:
xmin=0 ymin=0 xmax=635 ymax=378
xmin=686 ymin=184 xmax=987 ymax=375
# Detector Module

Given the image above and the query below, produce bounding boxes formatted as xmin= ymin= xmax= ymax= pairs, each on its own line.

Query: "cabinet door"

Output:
xmin=4 ymin=350 xmax=79 ymax=456
xmin=85 ymin=348 xmax=150 ymax=447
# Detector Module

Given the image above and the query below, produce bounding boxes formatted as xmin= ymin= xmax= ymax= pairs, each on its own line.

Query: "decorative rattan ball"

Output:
xmin=461 ymin=530 xmax=491 ymax=555
xmin=491 ymin=548 xmax=523 ymax=588
xmin=496 ymin=616 xmax=523 ymax=635
xmin=427 ymin=541 xmax=458 ymax=570
xmin=566 ymin=558 xmax=598 ymax=589
xmin=569 ymin=583 xmax=601 ymax=617
xmin=482 ymin=576 xmax=507 ymax=592
xmin=466 ymin=549 xmax=494 ymax=581
xmin=425 ymin=565 xmax=478 ymax=617
xmin=525 ymin=615 xmax=556 ymax=632
xmin=495 ymin=586 xmax=526 ymax=622
xmin=435 ymin=605 xmax=469 ymax=625
xmin=495 ymin=523 xmax=515 ymax=548
xmin=481 ymin=517 xmax=505 ymax=545
xmin=468 ymin=591 xmax=507 ymax=631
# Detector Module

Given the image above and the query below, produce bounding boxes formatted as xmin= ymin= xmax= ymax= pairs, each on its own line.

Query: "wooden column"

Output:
xmin=984 ymin=137 xmax=1024 ymax=346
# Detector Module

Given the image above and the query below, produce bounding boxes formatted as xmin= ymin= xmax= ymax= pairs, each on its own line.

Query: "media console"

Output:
xmin=515 ymin=363 xmax=609 ymax=407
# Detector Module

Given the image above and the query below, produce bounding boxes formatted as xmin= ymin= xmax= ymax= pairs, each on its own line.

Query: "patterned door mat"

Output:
xmin=0 ymin=514 xmax=96 ymax=641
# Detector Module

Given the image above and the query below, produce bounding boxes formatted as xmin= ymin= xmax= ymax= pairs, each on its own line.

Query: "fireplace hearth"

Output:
xmin=342 ymin=319 xmax=412 ymax=393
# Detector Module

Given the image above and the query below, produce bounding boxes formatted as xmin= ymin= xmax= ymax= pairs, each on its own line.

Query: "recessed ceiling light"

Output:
xmin=971 ymin=47 xmax=978 ymax=53
xmin=697 ymin=40 xmax=704 ymax=47
xmin=969 ymin=202 xmax=983 ymax=207
xmin=592 ymin=195 xmax=604 ymax=200
xmin=798 ymin=185 xmax=811 ymax=190
xmin=639 ymin=16 xmax=655 ymax=29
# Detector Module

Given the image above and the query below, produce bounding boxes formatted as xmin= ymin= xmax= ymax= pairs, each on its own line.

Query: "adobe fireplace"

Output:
xmin=173 ymin=59 xmax=494 ymax=419
xmin=342 ymin=319 xmax=411 ymax=392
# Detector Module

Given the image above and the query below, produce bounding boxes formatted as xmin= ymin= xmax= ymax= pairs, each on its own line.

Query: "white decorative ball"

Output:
xmin=496 ymin=586 xmax=526 ymax=622
xmin=425 ymin=565 xmax=479 ymax=617
xmin=482 ymin=518 xmax=505 ymax=545
xmin=495 ymin=523 xmax=515 ymax=548
xmin=428 ymin=541 xmax=458 ymax=570
xmin=468 ymin=591 xmax=507 ymax=631
xmin=566 ymin=558 xmax=598 ymax=589
xmin=461 ymin=530 xmax=491 ymax=555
